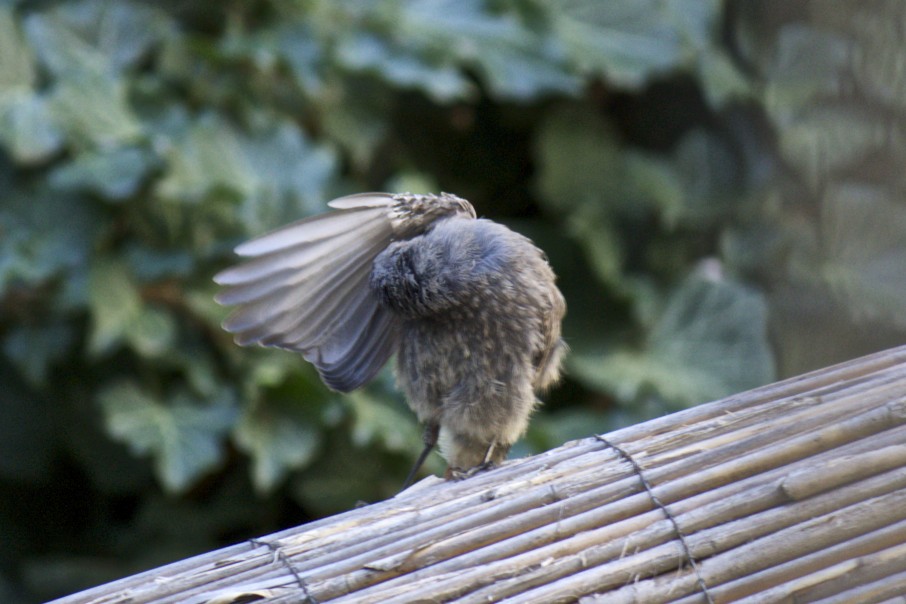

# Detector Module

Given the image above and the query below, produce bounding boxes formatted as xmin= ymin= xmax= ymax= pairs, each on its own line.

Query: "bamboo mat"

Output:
xmin=53 ymin=345 xmax=906 ymax=603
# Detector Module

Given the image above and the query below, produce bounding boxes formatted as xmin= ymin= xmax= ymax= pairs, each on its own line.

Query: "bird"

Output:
xmin=214 ymin=192 xmax=566 ymax=485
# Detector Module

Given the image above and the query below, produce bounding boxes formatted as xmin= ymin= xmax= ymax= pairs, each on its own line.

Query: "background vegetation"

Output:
xmin=2 ymin=0 xmax=904 ymax=600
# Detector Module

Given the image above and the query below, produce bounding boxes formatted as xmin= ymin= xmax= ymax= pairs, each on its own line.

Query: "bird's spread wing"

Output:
xmin=214 ymin=193 xmax=400 ymax=392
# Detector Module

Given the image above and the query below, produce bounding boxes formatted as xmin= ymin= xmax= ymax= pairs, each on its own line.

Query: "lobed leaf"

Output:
xmin=572 ymin=276 xmax=775 ymax=407
xmin=234 ymin=401 xmax=322 ymax=493
xmin=99 ymin=382 xmax=237 ymax=493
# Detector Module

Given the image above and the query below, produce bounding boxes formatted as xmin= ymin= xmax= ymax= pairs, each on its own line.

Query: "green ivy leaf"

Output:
xmin=572 ymin=276 xmax=775 ymax=406
xmin=23 ymin=0 xmax=171 ymax=76
xmin=347 ymin=390 xmax=420 ymax=453
xmin=0 ymin=192 xmax=100 ymax=295
xmin=696 ymin=49 xmax=753 ymax=107
xmin=320 ymin=79 xmax=392 ymax=169
xmin=156 ymin=114 xmax=254 ymax=202
xmin=845 ymin=5 xmax=906 ymax=109
xmin=776 ymin=105 xmax=888 ymax=191
xmin=0 ymin=94 xmax=64 ymax=164
xmin=763 ymin=25 xmax=851 ymax=113
xmin=0 ymin=10 xmax=63 ymax=164
xmin=398 ymin=0 xmax=581 ymax=100
xmin=335 ymin=32 xmax=472 ymax=102
xmin=564 ymin=205 xmax=624 ymax=287
xmin=237 ymin=119 xmax=338 ymax=232
xmin=234 ymin=401 xmax=322 ymax=493
xmin=49 ymin=146 xmax=155 ymax=200
xmin=48 ymin=70 xmax=143 ymax=147
xmin=87 ymin=259 xmax=143 ymax=356
xmin=126 ymin=306 xmax=177 ymax=359
xmin=534 ymin=104 xmax=622 ymax=212
xmin=0 ymin=7 xmax=35 ymax=97
xmin=550 ymin=0 xmax=688 ymax=89
xmin=818 ymin=183 xmax=906 ymax=328
xmin=98 ymin=382 xmax=237 ymax=493
xmin=3 ymin=321 xmax=75 ymax=386
xmin=669 ymin=129 xmax=743 ymax=225
xmin=272 ymin=23 xmax=325 ymax=95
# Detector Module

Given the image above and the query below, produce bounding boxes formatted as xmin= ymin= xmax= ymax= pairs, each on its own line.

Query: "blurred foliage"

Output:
xmin=1 ymin=0 xmax=904 ymax=600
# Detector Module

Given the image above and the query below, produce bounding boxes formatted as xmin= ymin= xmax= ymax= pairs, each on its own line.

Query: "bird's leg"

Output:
xmin=402 ymin=422 xmax=440 ymax=489
xmin=482 ymin=442 xmax=497 ymax=464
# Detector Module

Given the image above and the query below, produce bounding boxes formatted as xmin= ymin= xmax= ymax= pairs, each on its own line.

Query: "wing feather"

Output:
xmin=231 ymin=194 xmax=393 ymax=257
xmin=309 ymin=303 xmax=400 ymax=391
xmin=221 ymin=230 xmax=386 ymax=338
xmin=215 ymin=202 xmax=400 ymax=391
xmin=326 ymin=192 xmax=396 ymax=210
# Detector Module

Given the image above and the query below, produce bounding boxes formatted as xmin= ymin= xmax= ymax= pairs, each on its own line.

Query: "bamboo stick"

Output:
xmin=739 ymin=544 xmax=906 ymax=604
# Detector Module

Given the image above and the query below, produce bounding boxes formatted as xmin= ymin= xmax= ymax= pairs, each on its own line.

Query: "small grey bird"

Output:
xmin=214 ymin=192 xmax=566 ymax=484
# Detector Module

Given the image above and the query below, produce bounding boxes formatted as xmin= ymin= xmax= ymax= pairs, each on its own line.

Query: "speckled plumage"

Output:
xmin=215 ymin=192 xmax=566 ymax=477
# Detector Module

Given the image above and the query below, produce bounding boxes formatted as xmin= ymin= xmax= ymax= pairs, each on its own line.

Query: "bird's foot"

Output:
xmin=444 ymin=461 xmax=497 ymax=481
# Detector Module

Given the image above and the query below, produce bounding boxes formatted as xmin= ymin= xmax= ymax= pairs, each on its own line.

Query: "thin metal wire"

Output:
xmin=595 ymin=435 xmax=715 ymax=604
xmin=250 ymin=538 xmax=319 ymax=604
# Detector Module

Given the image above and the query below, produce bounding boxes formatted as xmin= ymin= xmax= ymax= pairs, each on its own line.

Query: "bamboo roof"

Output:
xmin=53 ymin=345 xmax=906 ymax=603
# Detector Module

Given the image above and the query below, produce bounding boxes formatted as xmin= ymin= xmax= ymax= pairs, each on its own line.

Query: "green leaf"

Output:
xmin=845 ymin=4 xmax=906 ymax=109
xmin=0 ymin=94 xmax=64 ymax=163
xmin=763 ymin=25 xmax=851 ymax=113
xmin=696 ymin=49 xmax=753 ymax=108
xmin=88 ymin=260 xmax=179 ymax=358
xmin=572 ymin=276 xmax=775 ymax=406
xmin=668 ymin=129 xmax=742 ymax=226
xmin=622 ymin=151 xmax=685 ymax=226
xmin=320 ymin=80 xmax=392 ymax=169
xmin=125 ymin=306 xmax=177 ymax=359
xmin=292 ymin=435 xmax=402 ymax=516
xmin=156 ymin=114 xmax=253 ymax=202
xmin=99 ymin=382 xmax=237 ymax=493
xmin=48 ymin=70 xmax=142 ymax=147
xmin=273 ymin=23 xmax=325 ymax=95
xmin=0 ymin=192 xmax=100 ymax=295
xmin=49 ymin=146 xmax=155 ymax=200
xmin=335 ymin=32 xmax=472 ymax=102
xmin=347 ymin=390 xmax=419 ymax=453
xmin=3 ymin=321 xmax=75 ymax=386
xmin=237 ymin=118 xmax=338 ymax=232
xmin=24 ymin=7 xmax=106 ymax=76
xmin=534 ymin=104 xmax=622 ymax=211
xmin=0 ymin=10 xmax=64 ymax=164
xmin=23 ymin=0 xmax=171 ymax=76
xmin=818 ymin=183 xmax=906 ymax=328
xmin=234 ymin=401 xmax=322 ymax=493
xmin=125 ymin=245 xmax=194 ymax=281
xmin=776 ymin=105 xmax=888 ymax=190
xmin=398 ymin=0 xmax=581 ymax=100
xmin=87 ymin=259 xmax=143 ymax=356
xmin=0 ymin=7 xmax=35 ymax=98
xmin=550 ymin=0 xmax=688 ymax=89
xmin=564 ymin=205 xmax=624 ymax=287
